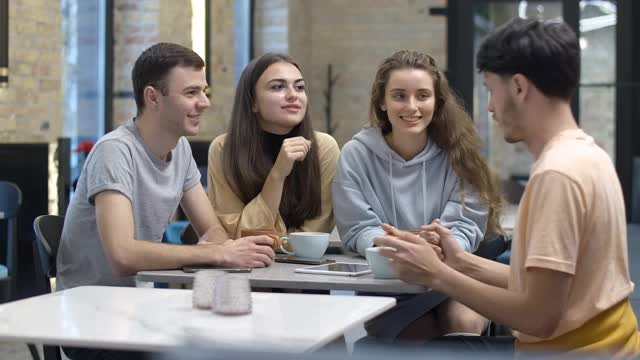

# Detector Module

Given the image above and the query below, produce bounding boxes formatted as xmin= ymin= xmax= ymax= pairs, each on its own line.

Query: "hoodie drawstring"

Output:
xmin=422 ymin=161 xmax=427 ymax=225
xmin=390 ymin=153 xmax=429 ymax=228
xmin=389 ymin=152 xmax=398 ymax=226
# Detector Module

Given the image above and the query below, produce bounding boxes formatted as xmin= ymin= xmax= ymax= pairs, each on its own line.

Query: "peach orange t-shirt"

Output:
xmin=510 ymin=129 xmax=635 ymax=345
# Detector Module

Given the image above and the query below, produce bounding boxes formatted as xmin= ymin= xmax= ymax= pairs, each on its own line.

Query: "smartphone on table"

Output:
xmin=294 ymin=262 xmax=371 ymax=277
xmin=274 ymin=254 xmax=336 ymax=265
xmin=182 ymin=266 xmax=252 ymax=273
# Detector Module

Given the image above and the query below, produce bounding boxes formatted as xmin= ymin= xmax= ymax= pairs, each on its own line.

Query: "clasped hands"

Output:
xmin=373 ymin=219 xmax=464 ymax=287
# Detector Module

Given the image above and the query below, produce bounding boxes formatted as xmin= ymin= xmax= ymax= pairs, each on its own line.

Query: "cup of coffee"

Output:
xmin=240 ymin=228 xmax=287 ymax=252
xmin=366 ymin=247 xmax=396 ymax=279
xmin=280 ymin=232 xmax=330 ymax=259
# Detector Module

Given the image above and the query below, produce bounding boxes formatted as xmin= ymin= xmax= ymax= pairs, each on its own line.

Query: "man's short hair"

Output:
xmin=476 ymin=17 xmax=579 ymax=101
xmin=131 ymin=42 xmax=205 ymax=113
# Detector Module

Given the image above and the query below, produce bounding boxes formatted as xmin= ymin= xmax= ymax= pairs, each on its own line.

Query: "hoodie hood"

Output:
xmin=352 ymin=127 xmax=442 ymax=167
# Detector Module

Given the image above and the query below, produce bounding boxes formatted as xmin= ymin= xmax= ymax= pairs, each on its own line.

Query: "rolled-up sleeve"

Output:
xmin=440 ymin=178 xmax=488 ymax=253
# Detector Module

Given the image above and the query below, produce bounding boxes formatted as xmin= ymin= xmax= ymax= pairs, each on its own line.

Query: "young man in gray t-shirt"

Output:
xmin=56 ymin=43 xmax=275 ymax=292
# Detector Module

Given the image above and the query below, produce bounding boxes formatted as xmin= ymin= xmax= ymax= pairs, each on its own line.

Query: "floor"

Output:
xmin=2 ymin=224 xmax=640 ymax=359
xmin=627 ymin=224 xmax=640 ymax=314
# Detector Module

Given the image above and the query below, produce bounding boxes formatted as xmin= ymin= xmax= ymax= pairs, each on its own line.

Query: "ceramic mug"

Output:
xmin=280 ymin=232 xmax=330 ymax=259
xmin=366 ymin=247 xmax=397 ymax=279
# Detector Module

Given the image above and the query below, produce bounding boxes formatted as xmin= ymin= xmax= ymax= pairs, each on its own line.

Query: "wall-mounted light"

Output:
xmin=0 ymin=0 xmax=8 ymax=88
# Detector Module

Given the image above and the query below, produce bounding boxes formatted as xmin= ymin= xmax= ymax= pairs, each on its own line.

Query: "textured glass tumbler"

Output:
xmin=212 ymin=274 xmax=252 ymax=315
xmin=192 ymin=270 xmax=218 ymax=309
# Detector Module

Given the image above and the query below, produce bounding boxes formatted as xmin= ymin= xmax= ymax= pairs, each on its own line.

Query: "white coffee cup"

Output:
xmin=366 ymin=247 xmax=396 ymax=279
xmin=280 ymin=232 xmax=330 ymax=259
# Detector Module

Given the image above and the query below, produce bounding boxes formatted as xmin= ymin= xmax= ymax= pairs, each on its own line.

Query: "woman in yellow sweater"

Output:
xmin=207 ymin=53 xmax=339 ymax=239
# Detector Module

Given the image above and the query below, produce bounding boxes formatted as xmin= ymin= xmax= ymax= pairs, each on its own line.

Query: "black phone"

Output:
xmin=274 ymin=255 xmax=336 ymax=265
xmin=182 ymin=266 xmax=252 ymax=273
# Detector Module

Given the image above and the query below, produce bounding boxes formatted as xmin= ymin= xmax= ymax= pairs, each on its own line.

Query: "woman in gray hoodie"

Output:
xmin=333 ymin=50 xmax=504 ymax=341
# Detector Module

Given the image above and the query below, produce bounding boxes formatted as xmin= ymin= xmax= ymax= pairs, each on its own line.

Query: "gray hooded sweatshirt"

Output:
xmin=333 ymin=127 xmax=488 ymax=256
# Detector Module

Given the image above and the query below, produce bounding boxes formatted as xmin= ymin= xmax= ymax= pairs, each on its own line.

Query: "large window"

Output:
xmin=191 ymin=0 xmax=252 ymax=89
xmin=463 ymin=1 xmax=616 ymax=181
xmin=579 ymin=1 xmax=616 ymax=160
xmin=62 ymin=0 xmax=107 ymax=189
xmin=234 ymin=0 xmax=251 ymax=85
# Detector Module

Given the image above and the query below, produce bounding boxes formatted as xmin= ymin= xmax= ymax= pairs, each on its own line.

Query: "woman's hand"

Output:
xmin=270 ymin=136 xmax=312 ymax=180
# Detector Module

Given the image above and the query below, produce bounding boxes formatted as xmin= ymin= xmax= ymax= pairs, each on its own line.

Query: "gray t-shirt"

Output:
xmin=56 ymin=119 xmax=201 ymax=290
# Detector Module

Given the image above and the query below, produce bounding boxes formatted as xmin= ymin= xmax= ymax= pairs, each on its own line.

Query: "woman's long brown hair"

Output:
xmin=222 ymin=53 xmax=321 ymax=228
xmin=369 ymin=50 xmax=504 ymax=236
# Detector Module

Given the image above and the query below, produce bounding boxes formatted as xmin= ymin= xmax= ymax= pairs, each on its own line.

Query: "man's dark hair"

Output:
xmin=476 ymin=17 xmax=579 ymax=100
xmin=131 ymin=42 xmax=205 ymax=113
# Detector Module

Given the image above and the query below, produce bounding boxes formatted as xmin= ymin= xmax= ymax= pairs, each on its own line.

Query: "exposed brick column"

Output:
xmin=0 ymin=0 xmax=62 ymax=142
xmin=253 ymin=0 xmax=288 ymax=55
xmin=111 ymin=0 xmax=160 ymax=128
xmin=199 ymin=0 xmax=235 ymax=140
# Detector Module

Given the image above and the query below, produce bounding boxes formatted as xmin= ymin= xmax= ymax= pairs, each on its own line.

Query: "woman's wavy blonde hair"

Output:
xmin=369 ymin=50 xmax=504 ymax=237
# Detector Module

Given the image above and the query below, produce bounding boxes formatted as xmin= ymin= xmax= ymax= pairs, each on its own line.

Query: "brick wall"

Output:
xmin=158 ymin=0 xmax=191 ymax=47
xmin=0 ymin=0 xmax=446 ymax=147
xmin=1 ymin=0 xmax=615 ymax=181
xmin=253 ymin=0 xmax=289 ymax=55
xmin=0 ymin=0 xmax=63 ymax=143
xmin=112 ymin=0 xmax=161 ymax=128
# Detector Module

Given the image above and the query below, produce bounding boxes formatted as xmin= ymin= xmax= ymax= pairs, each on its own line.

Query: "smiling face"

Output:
xmin=252 ymin=61 xmax=308 ymax=135
xmin=155 ymin=65 xmax=210 ymax=137
xmin=381 ymin=68 xmax=436 ymax=140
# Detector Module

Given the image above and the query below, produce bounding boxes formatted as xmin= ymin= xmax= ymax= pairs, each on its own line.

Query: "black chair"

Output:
xmin=0 ymin=182 xmax=40 ymax=360
xmin=32 ymin=215 xmax=65 ymax=360
xmin=474 ymin=235 xmax=509 ymax=262
xmin=0 ymin=181 xmax=22 ymax=302
xmin=180 ymin=223 xmax=200 ymax=245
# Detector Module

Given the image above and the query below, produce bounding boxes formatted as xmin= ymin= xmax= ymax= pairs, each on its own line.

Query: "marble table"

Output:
xmin=137 ymin=254 xmax=431 ymax=294
xmin=0 ymin=286 xmax=396 ymax=353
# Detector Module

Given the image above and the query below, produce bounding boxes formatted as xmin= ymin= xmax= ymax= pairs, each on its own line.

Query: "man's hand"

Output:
xmin=389 ymin=228 xmax=444 ymax=260
xmin=417 ymin=228 xmax=443 ymax=260
xmin=421 ymin=218 xmax=465 ymax=271
xmin=215 ymin=235 xmax=276 ymax=268
xmin=374 ymin=224 xmax=447 ymax=287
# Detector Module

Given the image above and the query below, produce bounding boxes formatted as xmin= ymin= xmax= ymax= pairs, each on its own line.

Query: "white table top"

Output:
xmin=137 ymin=254 xmax=430 ymax=294
xmin=0 ymin=286 xmax=395 ymax=353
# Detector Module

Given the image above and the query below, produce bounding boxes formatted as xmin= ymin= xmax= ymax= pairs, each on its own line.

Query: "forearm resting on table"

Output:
xmin=104 ymin=239 xmax=222 ymax=275
xmin=96 ymin=190 xmax=225 ymax=275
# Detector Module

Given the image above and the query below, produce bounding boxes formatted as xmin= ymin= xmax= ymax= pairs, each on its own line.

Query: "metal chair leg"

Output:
xmin=43 ymin=345 xmax=61 ymax=360
xmin=27 ymin=343 xmax=40 ymax=360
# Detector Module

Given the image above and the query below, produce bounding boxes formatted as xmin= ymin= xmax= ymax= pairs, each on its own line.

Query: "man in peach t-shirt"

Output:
xmin=375 ymin=18 xmax=640 ymax=355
